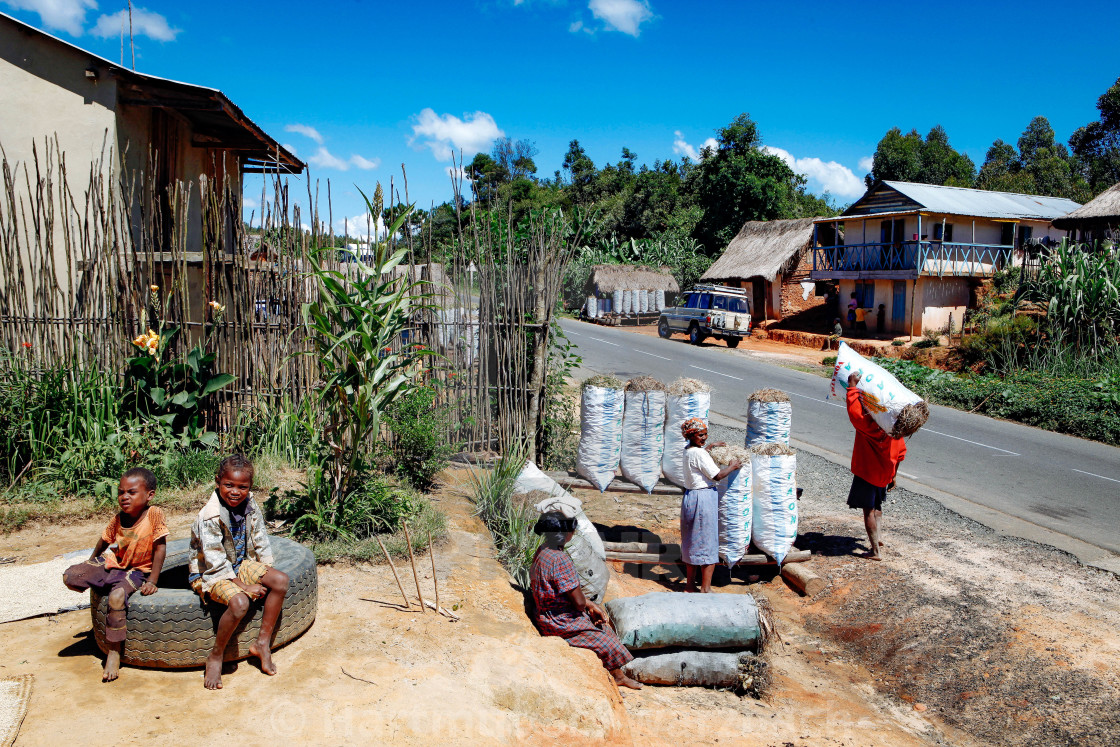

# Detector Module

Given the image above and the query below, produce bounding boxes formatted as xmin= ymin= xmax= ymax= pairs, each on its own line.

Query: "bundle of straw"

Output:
xmin=582 ymin=374 xmax=624 ymax=391
xmin=751 ymin=442 xmax=795 ymax=457
xmin=668 ymin=377 xmax=711 ymax=395
xmin=748 ymin=388 xmax=790 ymax=403
xmin=709 ymin=445 xmax=751 ymax=466
xmin=625 ymin=376 xmax=667 ymax=392
xmin=891 ymin=401 xmax=930 ymax=438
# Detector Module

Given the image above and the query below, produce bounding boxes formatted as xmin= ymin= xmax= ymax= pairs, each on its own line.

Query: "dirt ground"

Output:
xmin=2 ymin=460 xmax=1117 ymax=746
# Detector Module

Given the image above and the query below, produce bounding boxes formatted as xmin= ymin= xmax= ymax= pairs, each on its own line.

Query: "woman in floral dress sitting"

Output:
xmin=529 ymin=512 xmax=641 ymax=690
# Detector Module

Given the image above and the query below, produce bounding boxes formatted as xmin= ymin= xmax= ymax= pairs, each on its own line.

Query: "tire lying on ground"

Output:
xmin=90 ymin=536 xmax=318 ymax=668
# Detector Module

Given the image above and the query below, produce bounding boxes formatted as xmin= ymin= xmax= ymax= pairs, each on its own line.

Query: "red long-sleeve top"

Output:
xmin=847 ymin=386 xmax=907 ymax=487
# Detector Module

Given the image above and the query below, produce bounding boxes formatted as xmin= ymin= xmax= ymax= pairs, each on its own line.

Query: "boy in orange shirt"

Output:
xmin=63 ymin=467 xmax=168 ymax=681
xmin=845 ymin=372 xmax=907 ymax=561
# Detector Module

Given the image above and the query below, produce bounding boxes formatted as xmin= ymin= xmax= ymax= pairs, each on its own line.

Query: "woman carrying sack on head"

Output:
xmin=679 ymin=418 xmax=741 ymax=593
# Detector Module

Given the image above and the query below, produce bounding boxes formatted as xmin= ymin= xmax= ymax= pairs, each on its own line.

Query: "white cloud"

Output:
xmin=672 ymin=130 xmax=718 ymax=161
xmin=284 ymin=124 xmax=324 ymax=145
xmin=281 ymin=143 xmax=297 ymax=156
xmin=764 ymin=146 xmax=866 ymax=198
xmin=90 ymin=7 xmax=178 ymax=41
xmin=349 ymin=154 xmax=380 ymax=170
xmin=410 ymin=108 xmax=504 ymax=162
xmin=307 ymin=146 xmax=350 ymax=171
xmin=335 ymin=212 xmax=386 ymax=241
xmin=588 ymin=0 xmax=652 ymax=36
xmin=3 ymin=0 xmax=97 ymax=36
xmin=569 ymin=20 xmax=582 ymax=32
xmin=242 ymin=196 xmax=259 ymax=210
xmin=858 ymin=155 xmax=874 ymax=173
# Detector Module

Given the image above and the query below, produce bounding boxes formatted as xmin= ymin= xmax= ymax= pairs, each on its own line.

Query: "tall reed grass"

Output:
xmin=467 ymin=442 xmax=541 ymax=586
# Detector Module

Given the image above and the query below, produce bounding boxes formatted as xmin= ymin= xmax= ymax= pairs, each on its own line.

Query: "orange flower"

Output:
xmin=21 ymin=341 xmax=31 ymax=348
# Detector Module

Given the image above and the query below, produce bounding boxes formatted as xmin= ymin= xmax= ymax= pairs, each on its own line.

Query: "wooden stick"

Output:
xmin=373 ymin=534 xmax=410 ymax=610
xmin=423 ymin=599 xmax=460 ymax=620
xmin=605 ymin=549 xmax=812 ymax=565
xmin=427 ymin=530 xmax=440 ymax=616
xmin=602 ymin=540 xmax=668 ymax=554
xmin=402 ymin=524 xmax=426 ymax=613
xmin=781 ymin=563 xmax=827 ymax=596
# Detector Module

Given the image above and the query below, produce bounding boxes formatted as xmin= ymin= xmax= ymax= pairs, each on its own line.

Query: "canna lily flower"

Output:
xmin=21 ymin=341 xmax=32 ymax=348
xmin=132 ymin=329 xmax=160 ymax=356
xmin=150 ymin=284 xmax=159 ymax=291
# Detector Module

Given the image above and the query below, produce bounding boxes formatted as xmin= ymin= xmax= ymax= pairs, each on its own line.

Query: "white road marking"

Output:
xmin=566 ymin=330 xmax=584 ymax=337
xmin=586 ymin=336 xmax=619 ymax=346
xmin=1071 ymin=468 xmax=1120 ymax=484
xmin=787 ymin=391 xmax=843 ymax=408
xmin=690 ymin=365 xmax=742 ymax=381
xmin=922 ymin=429 xmax=1019 ymax=456
xmin=635 ymin=349 xmax=671 ymax=360
xmin=897 ymin=471 xmax=918 ymax=479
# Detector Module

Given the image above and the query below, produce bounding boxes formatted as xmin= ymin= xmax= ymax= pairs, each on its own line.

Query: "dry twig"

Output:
xmin=403 ymin=524 xmax=426 ymax=613
xmin=374 ymin=535 xmax=410 ymax=610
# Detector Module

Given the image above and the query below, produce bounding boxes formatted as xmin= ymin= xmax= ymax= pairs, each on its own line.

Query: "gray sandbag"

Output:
xmin=623 ymin=649 xmax=758 ymax=689
xmin=605 ymin=591 xmax=760 ymax=651
xmin=564 ymin=531 xmax=609 ymax=604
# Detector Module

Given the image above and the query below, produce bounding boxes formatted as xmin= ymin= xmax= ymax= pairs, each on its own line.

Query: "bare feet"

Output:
xmin=865 ymin=552 xmax=883 ymax=561
xmin=250 ymin=638 xmax=277 ymax=676
xmin=204 ymin=651 xmax=224 ymax=689
xmin=102 ymin=650 xmax=120 ymax=682
xmin=611 ymin=669 xmax=642 ymax=690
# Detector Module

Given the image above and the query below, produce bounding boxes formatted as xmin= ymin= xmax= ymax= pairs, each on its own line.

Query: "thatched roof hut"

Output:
xmin=701 ymin=218 xmax=818 ymax=282
xmin=1052 ymin=181 xmax=1120 ymax=231
xmin=587 ymin=264 xmax=679 ymax=296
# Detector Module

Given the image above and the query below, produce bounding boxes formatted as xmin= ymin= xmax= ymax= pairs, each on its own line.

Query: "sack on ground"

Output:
xmin=605 ymin=591 xmax=761 ymax=651
xmin=516 ymin=462 xmax=606 ymax=560
xmin=661 ymin=388 xmax=711 ymax=487
xmin=620 ymin=390 xmax=667 ymax=493
xmin=576 ymin=384 xmax=625 ymax=491
xmin=745 ymin=390 xmax=792 ymax=446
xmin=711 ymin=446 xmax=752 ymax=567
xmin=750 ymin=446 xmax=798 ymax=565
xmin=828 ymin=342 xmax=929 ymax=438
xmin=563 ymin=531 xmax=609 ymax=603
xmin=624 ymin=650 xmax=758 ymax=689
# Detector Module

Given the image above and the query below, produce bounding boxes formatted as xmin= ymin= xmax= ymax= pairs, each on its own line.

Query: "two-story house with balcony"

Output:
xmin=811 ymin=180 xmax=1080 ymax=336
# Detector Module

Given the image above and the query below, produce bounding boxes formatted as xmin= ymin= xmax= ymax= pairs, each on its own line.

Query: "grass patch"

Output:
xmin=307 ymin=497 xmax=448 ymax=564
xmin=468 ymin=443 xmax=541 ymax=586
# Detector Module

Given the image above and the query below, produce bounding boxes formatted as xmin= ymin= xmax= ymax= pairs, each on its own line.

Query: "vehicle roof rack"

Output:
xmin=686 ymin=284 xmax=749 ymax=296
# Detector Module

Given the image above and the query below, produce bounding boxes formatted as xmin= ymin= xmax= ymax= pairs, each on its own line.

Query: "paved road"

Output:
xmin=561 ymin=318 xmax=1120 ymax=569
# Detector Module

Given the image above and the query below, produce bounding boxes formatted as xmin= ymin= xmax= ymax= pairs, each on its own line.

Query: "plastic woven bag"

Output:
xmin=745 ymin=390 xmax=792 ymax=446
xmin=605 ymin=592 xmax=761 ymax=651
xmin=828 ymin=342 xmax=929 ymax=438
xmin=750 ymin=447 xmax=798 ymax=565
xmin=624 ymin=650 xmax=758 ymax=689
xmin=576 ymin=385 xmax=625 ymax=491
xmin=620 ymin=390 xmax=667 ymax=493
xmin=716 ymin=460 xmax=752 ymax=567
xmin=661 ymin=390 xmax=711 ymax=487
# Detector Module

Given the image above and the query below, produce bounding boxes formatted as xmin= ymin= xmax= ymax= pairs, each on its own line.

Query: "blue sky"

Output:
xmin=5 ymin=0 xmax=1119 ymax=233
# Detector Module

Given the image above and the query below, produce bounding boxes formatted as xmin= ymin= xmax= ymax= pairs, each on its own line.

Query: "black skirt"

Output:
xmin=847 ymin=475 xmax=887 ymax=510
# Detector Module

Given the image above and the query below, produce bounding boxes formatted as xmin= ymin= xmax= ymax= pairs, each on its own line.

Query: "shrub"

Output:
xmin=957 ymin=315 xmax=1039 ymax=372
xmin=381 ymin=386 xmax=457 ymax=491
xmin=269 ymin=470 xmax=422 ymax=541
xmin=822 ymin=355 xmax=837 ymax=368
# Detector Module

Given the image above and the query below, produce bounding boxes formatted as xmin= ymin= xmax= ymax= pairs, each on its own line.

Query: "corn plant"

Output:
xmin=299 ymin=185 xmax=433 ymax=534
xmin=1033 ymin=240 xmax=1120 ymax=353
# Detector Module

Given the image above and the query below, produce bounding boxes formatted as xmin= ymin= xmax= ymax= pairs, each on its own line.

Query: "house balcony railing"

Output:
xmin=810 ymin=242 xmax=1015 ymax=279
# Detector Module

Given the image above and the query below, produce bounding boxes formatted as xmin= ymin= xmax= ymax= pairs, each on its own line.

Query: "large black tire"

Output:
xmin=658 ymin=319 xmax=672 ymax=339
xmin=725 ymin=336 xmax=741 ymax=348
xmin=689 ymin=323 xmax=705 ymax=345
xmin=91 ymin=535 xmax=317 ymax=668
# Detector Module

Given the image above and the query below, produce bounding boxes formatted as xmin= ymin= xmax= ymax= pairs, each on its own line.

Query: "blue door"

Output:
xmin=892 ymin=281 xmax=907 ymax=328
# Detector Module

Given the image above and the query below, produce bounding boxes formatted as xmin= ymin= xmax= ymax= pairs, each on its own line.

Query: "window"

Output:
xmin=1018 ymin=226 xmax=1033 ymax=247
xmin=697 ymin=293 xmax=712 ymax=310
xmin=684 ymin=293 xmax=698 ymax=309
xmin=855 ymin=281 xmax=875 ymax=308
xmin=711 ymin=295 xmax=728 ymax=311
xmin=933 ymin=223 xmax=954 ymax=242
xmin=727 ymin=297 xmax=750 ymax=314
xmin=1000 ymin=224 xmax=1015 ymax=246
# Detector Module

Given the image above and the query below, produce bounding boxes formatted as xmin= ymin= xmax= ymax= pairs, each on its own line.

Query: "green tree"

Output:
xmin=976 ymin=118 xmax=1087 ymax=200
xmin=562 ymin=139 xmax=598 ymax=207
xmin=867 ymin=126 xmax=974 ymax=186
xmin=689 ymin=113 xmax=806 ymax=251
xmin=1069 ymin=77 xmax=1120 ymax=195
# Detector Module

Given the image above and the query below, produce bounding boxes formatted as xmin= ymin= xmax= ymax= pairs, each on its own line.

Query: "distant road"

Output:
xmin=560 ymin=318 xmax=1120 ymax=571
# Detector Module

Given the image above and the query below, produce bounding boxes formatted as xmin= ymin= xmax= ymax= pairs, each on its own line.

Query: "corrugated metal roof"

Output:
xmin=881 ymin=181 xmax=1080 ymax=221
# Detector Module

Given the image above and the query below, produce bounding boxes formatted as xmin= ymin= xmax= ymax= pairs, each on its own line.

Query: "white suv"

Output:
xmin=657 ymin=284 xmax=752 ymax=347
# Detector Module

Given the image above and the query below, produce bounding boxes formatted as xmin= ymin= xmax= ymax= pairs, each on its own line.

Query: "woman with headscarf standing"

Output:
xmin=679 ymin=418 xmax=742 ymax=593
xmin=529 ymin=513 xmax=641 ymax=690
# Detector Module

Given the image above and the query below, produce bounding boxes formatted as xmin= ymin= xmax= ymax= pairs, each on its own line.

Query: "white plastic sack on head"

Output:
xmin=745 ymin=400 xmax=792 ymax=446
xmin=620 ymin=390 xmax=667 ymax=493
xmin=518 ymin=462 xmax=606 ymax=560
xmin=576 ymin=385 xmax=625 ymax=492
xmin=717 ymin=462 xmax=752 ymax=567
xmin=828 ymin=342 xmax=926 ymax=437
xmin=605 ymin=592 xmax=761 ymax=650
xmin=661 ymin=392 xmax=711 ymax=487
xmin=751 ymin=451 xmax=798 ymax=565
